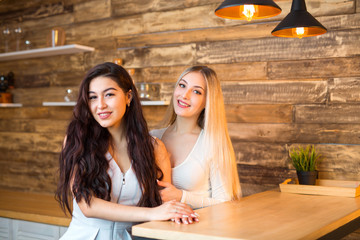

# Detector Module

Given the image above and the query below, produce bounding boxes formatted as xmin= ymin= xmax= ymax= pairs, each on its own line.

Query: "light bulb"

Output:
xmin=293 ymin=27 xmax=307 ymax=39
xmin=242 ymin=5 xmax=256 ymax=21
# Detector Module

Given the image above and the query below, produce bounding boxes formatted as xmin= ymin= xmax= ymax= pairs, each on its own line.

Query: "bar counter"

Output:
xmin=133 ymin=190 xmax=360 ymax=240
xmin=0 ymin=189 xmax=70 ymax=227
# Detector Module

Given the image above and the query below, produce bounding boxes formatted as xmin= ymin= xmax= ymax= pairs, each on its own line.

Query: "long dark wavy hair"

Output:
xmin=56 ymin=62 xmax=163 ymax=215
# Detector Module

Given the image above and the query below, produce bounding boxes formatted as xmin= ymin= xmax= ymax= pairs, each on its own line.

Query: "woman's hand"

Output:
xmin=157 ymin=180 xmax=183 ymax=202
xmin=149 ymin=200 xmax=199 ymax=224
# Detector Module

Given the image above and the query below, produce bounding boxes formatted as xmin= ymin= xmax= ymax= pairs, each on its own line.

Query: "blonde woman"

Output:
xmin=151 ymin=66 xmax=241 ymax=222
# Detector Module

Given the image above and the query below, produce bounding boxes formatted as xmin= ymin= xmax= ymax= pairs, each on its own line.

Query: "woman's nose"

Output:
xmin=98 ymin=97 xmax=107 ymax=109
xmin=182 ymin=89 xmax=191 ymax=99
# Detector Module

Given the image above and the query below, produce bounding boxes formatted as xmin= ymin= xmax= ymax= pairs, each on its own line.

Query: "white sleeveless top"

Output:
xmin=150 ymin=128 xmax=230 ymax=209
xmin=60 ymin=152 xmax=142 ymax=240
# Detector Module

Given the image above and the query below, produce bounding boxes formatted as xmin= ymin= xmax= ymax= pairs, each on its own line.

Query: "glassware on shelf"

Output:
xmin=135 ymin=83 xmax=160 ymax=101
xmin=127 ymin=68 xmax=135 ymax=76
xmin=24 ymin=40 xmax=32 ymax=50
xmin=113 ymin=58 xmax=123 ymax=65
xmin=64 ymin=88 xmax=76 ymax=102
xmin=13 ymin=24 xmax=23 ymax=51
xmin=2 ymin=25 xmax=11 ymax=52
xmin=46 ymin=27 xmax=66 ymax=47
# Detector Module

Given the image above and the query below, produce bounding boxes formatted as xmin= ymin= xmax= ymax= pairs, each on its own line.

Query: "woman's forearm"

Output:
xmin=78 ymin=197 xmax=153 ymax=222
xmin=77 ymin=197 xmax=196 ymax=222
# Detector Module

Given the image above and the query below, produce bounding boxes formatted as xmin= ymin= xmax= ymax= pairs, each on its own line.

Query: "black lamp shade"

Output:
xmin=215 ymin=0 xmax=282 ymax=20
xmin=271 ymin=0 xmax=327 ymax=38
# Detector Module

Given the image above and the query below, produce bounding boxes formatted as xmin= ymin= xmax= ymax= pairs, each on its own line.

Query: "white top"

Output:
xmin=150 ymin=128 xmax=230 ymax=209
xmin=60 ymin=152 xmax=142 ymax=240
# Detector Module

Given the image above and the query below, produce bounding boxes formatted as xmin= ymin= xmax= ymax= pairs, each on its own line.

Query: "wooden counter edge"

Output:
xmin=0 ymin=189 xmax=71 ymax=227
xmin=132 ymin=222 xmax=238 ymax=240
xmin=0 ymin=209 xmax=71 ymax=227
xmin=303 ymin=208 xmax=360 ymax=239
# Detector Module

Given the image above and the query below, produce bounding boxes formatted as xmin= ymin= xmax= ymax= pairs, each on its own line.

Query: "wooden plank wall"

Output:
xmin=0 ymin=1 xmax=359 ymax=232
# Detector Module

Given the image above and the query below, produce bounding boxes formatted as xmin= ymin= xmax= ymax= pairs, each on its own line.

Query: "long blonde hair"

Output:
xmin=162 ymin=66 xmax=242 ymax=200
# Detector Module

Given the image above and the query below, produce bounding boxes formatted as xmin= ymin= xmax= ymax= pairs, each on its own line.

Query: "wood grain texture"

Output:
xmin=117 ymin=44 xmax=196 ymax=68
xmin=133 ymin=191 xmax=360 ymax=240
xmin=73 ymin=0 xmax=111 ymax=23
xmin=0 ymin=189 xmax=70 ymax=226
xmin=115 ymin=23 xmax=275 ymax=48
xmin=196 ymin=30 xmax=360 ymax=64
xmin=0 ymin=55 xmax=85 ymax=76
xmin=112 ymin=0 xmax=354 ymax=34
xmin=295 ymin=104 xmax=360 ymax=123
xmin=142 ymin=105 xmax=168 ymax=128
xmin=233 ymin=142 xmax=290 ymax=166
xmin=221 ymin=80 xmax=327 ymax=104
xmin=0 ymin=119 xmax=68 ymax=133
xmin=268 ymin=57 xmax=360 ymax=80
xmin=238 ymin=164 xmax=295 ymax=185
xmin=235 ymin=142 xmax=360 ymax=175
xmin=129 ymin=62 xmax=267 ymax=84
xmin=0 ymin=132 xmax=63 ymax=152
xmin=68 ymin=0 xmax=356 ymax=42
xmin=115 ymin=13 xmax=360 ymax=49
xmin=0 ymin=107 xmax=73 ymax=120
xmin=225 ymin=104 xmax=293 ymax=123
xmin=329 ymin=77 xmax=360 ymax=103
xmin=310 ymin=144 xmax=360 ymax=174
xmin=0 ymin=161 xmax=58 ymax=192
xmin=11 ymin=87 xmax=79 ymax=106
xmin=0 ymin=150 xmax=60 ymax=192
xmin=0 ymin=1 xmax=72 ymax=23
xmin=228 ymin=123 xmax=360 ymax=144
xmin=111 ymin=0 xmax=219 ymax=17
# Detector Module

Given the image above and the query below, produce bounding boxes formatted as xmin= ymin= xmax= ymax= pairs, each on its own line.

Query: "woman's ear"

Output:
xmin=127 ymin=90 xmax=133 ymax=106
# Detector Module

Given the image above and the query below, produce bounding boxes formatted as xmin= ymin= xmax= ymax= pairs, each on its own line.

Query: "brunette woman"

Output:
xmin=56 ymin=62 xmax=196 ymax=240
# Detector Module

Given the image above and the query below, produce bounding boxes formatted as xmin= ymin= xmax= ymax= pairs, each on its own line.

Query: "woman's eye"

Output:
xmin=194 ymin=90 xmax=202 ymax=95
xmin=179 ymin=83 xmax=185 ymax=88
xmin=89 ymin=95 xmax=97 ymax=100
xmin=105 ymin=93 xmax=114 ymax=97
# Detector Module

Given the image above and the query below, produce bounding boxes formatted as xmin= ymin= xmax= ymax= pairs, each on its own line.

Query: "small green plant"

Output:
xmin=289 ymin=145 xmax=322 ymax=172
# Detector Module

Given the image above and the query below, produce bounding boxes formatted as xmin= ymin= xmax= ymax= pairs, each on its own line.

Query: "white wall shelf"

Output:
xmin=141 ymin=100 xmax=169 ymax=106
xmin=42 ymin=101 xmax=169 ymax=107
xmin=42 ymin=102 xmax=76 ymax=106
xmin=0 ymin=44 xmax=95 ymax=62
xmin=0 ymin=103 xmax=23 ymax=107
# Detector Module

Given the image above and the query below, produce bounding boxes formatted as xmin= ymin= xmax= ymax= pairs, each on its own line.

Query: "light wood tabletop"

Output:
xmin=132 ymin=190 xmax=360 ymax=240
xmin=0 ymin=189 xmax=71 ymax=226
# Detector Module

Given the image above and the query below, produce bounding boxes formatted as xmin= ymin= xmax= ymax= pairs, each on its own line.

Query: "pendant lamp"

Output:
xmin=215 ymin=0 xmax=282 ymax=22
xmin=271 ymin=0 xmax=327 ymax=38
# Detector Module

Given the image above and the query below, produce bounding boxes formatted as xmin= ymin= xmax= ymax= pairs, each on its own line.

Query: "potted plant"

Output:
xmin=289 ymin=145 xmax=322 ymax=185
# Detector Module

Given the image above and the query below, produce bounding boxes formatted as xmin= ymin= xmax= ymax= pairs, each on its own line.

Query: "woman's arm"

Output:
xmin=180 ymin=162 xmax=231 ymax=209
xmin=153 ymin=137 xmax=172 ymax=183
xmin=158 ymin=161 xmax=231 ymax=209
xmin=74 ymin=137 xmax=194 ymax=223
xmin=77 ymin=197 xmax=195 ymax=222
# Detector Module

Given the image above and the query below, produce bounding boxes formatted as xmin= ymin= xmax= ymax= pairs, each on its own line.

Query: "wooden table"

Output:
xmin=0 ymin=189 xmax=71 ymax=226
xmin=132 ymin=190 xmax=360 ymax=240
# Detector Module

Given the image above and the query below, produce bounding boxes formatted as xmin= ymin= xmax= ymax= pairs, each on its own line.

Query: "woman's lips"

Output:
xmin=98 ymin=112 xmax=111 ymax=119
xmin=177 ymin=100 xmax=190 ymax=108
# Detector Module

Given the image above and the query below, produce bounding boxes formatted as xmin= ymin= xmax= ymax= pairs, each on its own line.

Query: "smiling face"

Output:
xmin=173 ymin=71 xmax=207 ymax=120
xmin=88 ymin=76 xmax=132 ymax=130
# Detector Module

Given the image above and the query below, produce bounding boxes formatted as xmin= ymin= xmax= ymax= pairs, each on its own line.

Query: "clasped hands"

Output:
xmin=157 ymin=180 xmax=199 ymax=224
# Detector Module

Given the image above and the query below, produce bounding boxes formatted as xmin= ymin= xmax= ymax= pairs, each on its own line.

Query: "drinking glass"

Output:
xmin=13 ymin=24 xmax=23 ymax=51
xmin=2 ymin=25 xmax=11 ymax=52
